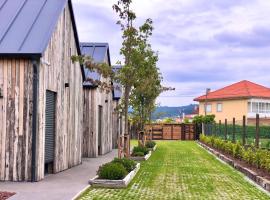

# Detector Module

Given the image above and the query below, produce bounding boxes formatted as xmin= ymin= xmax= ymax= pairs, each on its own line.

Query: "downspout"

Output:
xmin=31 ymin=59 xmax=39 ymax=182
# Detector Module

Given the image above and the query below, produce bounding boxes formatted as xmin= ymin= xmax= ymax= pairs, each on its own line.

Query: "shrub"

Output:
xmin=145 ymin=141 xmax=156 ymax=149
xmin=112 ymin=158 xmax=136 ymax=172
xmin=242 ymin=147 xmax=254 ymax=165
xmin=232 ymin=142 xmax=244 ymax=159
xmin=200 ymin=135 xmax=270 ymax=173
xmin=132 ymin=152 xmax=145 ymax=157
xmin=133 ymin=146 xmax=149 ymax=155
xmin=98 ymin=162 xmax=127 ymax=180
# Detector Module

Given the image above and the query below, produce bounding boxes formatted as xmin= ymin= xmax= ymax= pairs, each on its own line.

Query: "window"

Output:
xmin=205 ymin=104 xmax=212 ymax=113
xmin=249 ymin=101 xmax=270 ymax=114
xmin=217 ymin=103 xmax=222 ymax=112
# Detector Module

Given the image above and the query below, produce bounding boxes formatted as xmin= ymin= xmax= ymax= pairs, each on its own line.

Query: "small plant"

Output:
xmin=132 ymin=146 xmax=149 ymax=156
xmin=132 ymin=152 xmax=145 ymax=157
xmin=112 ymin=158 xmax=136 ymax=172
xmin=145 ymin=141 xmax=156 ymax=149
xmin=98 ymin=162 xmax=127 ymax=180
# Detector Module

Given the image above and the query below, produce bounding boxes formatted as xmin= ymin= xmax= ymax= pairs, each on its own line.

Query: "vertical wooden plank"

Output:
xmin=5 ymin=59 xmax=12 ymax=180
xmin=0 ymin=59 xmax=5 ymax=180
xmin=12 ymin=59 xmax=20 ymax=181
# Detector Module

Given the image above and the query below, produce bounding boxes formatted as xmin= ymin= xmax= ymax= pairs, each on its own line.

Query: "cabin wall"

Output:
xmin=36 ymin=4 xmax=83 ymax=180
xmin=83 ymin=89 xmax=97 ymax=157
xmin=112 ymin=100 xmax=121 ymax=149
xmin=0 ymin=59 xmax=33 ymax=181
xmin=83 ymin=84 xmax=113 ymax=157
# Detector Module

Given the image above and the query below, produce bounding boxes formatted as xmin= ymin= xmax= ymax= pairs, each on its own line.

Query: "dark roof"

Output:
xmin=112 ymin=65 xmax=122 ymax=100
xmin=0 ymin=0 xmax=81 ymax=58
xmin=80 ymin=42 xmax=111 ymax=88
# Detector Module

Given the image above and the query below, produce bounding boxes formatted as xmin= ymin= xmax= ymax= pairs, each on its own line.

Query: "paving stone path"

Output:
xmin=79 ymin=141 xmax=270 ymax=200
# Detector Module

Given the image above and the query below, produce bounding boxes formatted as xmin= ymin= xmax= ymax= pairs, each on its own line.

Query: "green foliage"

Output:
xmin=132 ymin=152 xmax=145 ymax=157
xmin=162 ymin=117 xmax=175 ymax=123
xmin=112 ymin=158 xmax=136 ymax=172
xmin=184 ymin=118 xmax=190 ymax=124
xmin=145 ymin=141 xmax=156 ymax=148
xmin=200 ymin=134 xmax=270 ymax=172
xmin=98 ymin=163 xmax=128 ymax=180
xmin=132 ymin=146 xmax=149 ymax=156
xmin=193 ymin=115 xmax=215 ymax=124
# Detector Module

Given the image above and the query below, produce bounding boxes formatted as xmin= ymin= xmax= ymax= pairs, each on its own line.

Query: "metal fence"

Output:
xmin=203 ymin=115 xmax=270 ymax=149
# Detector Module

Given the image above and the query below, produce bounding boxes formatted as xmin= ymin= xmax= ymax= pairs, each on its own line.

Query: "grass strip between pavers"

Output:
xmin=77 ymin=141 xmax=270 ymax=200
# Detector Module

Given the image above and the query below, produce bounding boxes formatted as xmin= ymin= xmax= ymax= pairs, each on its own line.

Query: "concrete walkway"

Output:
xmin=0 ymin=150 xmax=117 ymax=200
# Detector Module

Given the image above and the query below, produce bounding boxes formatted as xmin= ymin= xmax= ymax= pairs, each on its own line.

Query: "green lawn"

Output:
xmin=78 ymin=141 xmax=270 ymax=200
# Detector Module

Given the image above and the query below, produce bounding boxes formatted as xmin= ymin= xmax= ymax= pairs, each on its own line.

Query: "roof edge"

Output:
xmin=68 ymin=0 xmax=85 ymax=81
xmin=194 ymin=96 xmax=270 ymax=102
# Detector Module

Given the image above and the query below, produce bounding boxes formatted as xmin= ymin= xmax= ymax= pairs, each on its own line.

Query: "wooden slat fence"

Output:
xmin=145 ymin=124 xmax=195 ymax=140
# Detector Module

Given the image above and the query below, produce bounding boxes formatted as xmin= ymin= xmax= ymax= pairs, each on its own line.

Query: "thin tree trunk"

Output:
xmin=124 ymin=85 xmax=131 ymax=135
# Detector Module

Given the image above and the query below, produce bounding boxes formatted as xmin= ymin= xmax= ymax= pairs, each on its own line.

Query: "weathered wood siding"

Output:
xmin=0 ymin=59 xmax=33 ymax=181
xmin=0 ymin=4 xmax=83 ymax=182
xmin=83 ymin=80 xmax=113 ymax=157
xmin=112 ymin=100 xmax=121 ymax=149
xmin=36 ymin=4 xmax=83 ymax=180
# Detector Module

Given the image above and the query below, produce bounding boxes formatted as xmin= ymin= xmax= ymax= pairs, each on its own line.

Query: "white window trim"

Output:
xmin=216 ymin=103 xmax=222 ymax=112
xmin=205 ymin=103 xmax=212 ymax=113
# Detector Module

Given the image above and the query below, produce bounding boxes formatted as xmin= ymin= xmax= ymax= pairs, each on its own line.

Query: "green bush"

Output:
xmin=145 ymin=141 xmax=156 ymax=149
xmin=133 ymin=146 xmax=149 ymax=155
xmin=98 ymin=162 xmax=127 ymax=180
xmin=199 ymin=134 xmax=270 ymax=173
xmin=112 ymin=158 xmax=136 ymax=172
xmin=132 ymin=152 xmax=145 ymax=157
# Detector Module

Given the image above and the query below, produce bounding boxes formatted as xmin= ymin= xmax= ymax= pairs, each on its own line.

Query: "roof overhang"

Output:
xmin=194 ymin=96 xmax=270 ymax=102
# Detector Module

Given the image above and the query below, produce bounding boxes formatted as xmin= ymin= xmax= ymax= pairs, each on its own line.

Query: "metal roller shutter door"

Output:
xmin=45 ymin=91 xmax=56 ymax=164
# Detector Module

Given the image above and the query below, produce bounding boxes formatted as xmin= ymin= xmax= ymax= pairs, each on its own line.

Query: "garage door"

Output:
xmin=45 ymin=91 xmax=56 ymax=164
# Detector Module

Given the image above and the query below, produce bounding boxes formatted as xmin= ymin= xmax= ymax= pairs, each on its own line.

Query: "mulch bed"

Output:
xmin=201 ymin=142 xmax=270 ymax=180
xmin=0 ymin=192 xmax=16 ymax=200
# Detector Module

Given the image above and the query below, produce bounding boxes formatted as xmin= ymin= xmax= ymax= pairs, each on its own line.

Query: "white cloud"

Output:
xmin=73 ymin=0 xmax=270 ymax=106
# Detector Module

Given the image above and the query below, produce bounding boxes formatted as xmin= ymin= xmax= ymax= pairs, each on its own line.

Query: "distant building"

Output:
xmin=176 ymin=106 xmax=199 ymax=123
xmin=194 ymin=80 xmax=270 ymax=125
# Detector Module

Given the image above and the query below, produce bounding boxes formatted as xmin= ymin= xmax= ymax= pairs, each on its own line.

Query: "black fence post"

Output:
xmin=225 ymin=119 xmax=227 ymax=140
xmin=232 ymin=118 xmax=236 ymax=143
xmin=242 ymin=115 xmax=246 ymax=146
xmin=255 ymin=114 xmax=260 ymax=148
xmin=219 ymin=120 xmax=221 ymax=137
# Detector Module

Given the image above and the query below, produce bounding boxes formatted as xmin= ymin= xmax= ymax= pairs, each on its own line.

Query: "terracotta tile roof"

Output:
xmin=194 ymin=80 xmax=270 ymax=101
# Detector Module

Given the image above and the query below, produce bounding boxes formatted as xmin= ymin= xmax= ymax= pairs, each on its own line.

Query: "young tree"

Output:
xmin=113 ymin=0 xmax=155 ymax=135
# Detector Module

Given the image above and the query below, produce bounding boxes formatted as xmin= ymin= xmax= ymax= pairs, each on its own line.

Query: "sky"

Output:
xmin=73 ymin=0 xmax=270 ymax=107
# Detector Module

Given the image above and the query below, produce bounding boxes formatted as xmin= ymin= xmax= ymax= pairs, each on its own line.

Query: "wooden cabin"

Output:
xmin=81 ymin=43 xmax=114 ymax=157
xmin=0 ymin=0 xmax=84 ymax=181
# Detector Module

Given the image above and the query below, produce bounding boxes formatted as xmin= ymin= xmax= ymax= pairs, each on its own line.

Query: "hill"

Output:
xmin=152 ymin=104 xmax=198 ymax=120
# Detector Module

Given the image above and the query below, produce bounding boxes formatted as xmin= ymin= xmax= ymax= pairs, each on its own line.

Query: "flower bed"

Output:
xmin=199 ymin=134 xmax=270 ymax=192
xmin=130 ymin=151 xmax=152 ymax=161
xmin=200 ymin=134 xmax=270 ymax=172
xmin=130 ymin=145 xmax=152 ymax=161
xmin=145 ymin=141 xmax=157 ymax=151
xmin=89 ymin=158 xmax=140 ymax=188
xmin=89 ymin=163 xmax=140 ymax=188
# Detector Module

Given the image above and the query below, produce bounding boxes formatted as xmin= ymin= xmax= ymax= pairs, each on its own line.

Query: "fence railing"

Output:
xmin=203 ymin=114 xmax=270 ymax=149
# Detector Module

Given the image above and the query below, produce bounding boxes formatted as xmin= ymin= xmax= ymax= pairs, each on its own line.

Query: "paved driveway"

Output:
xmin=0 ymin=150 xmax=117 ymax=200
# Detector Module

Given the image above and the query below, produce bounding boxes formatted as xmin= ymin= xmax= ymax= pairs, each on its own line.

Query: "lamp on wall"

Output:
xmin=0 ymin=88 xmax=3 ymax=98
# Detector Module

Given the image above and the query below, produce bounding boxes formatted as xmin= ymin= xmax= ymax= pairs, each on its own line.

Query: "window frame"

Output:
xmin=216 ymin=103 xmax=222 ymax=112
